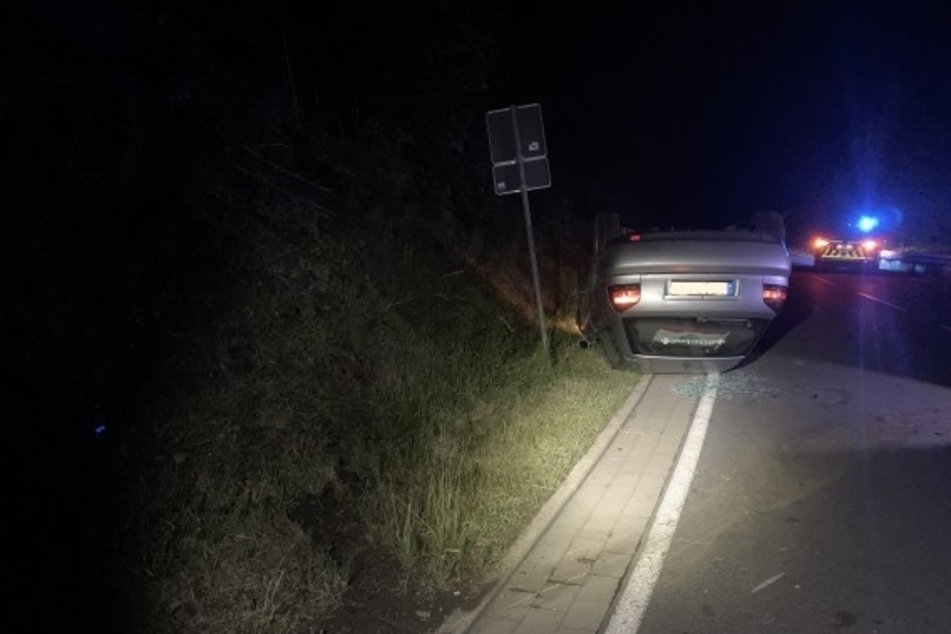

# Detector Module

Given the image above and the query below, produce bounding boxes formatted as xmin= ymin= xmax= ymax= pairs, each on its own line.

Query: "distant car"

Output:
xmin=809 ymin=212 xmax=892 ymax=271
xmin=577 ymin=213 xmax=791 ymax=373
xmin=810 ymin=235 xmax=883 ymax=271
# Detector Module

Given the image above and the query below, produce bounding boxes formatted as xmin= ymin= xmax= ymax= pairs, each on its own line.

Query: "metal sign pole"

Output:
xmin=510 ymin=105 xmax=549 ymax=353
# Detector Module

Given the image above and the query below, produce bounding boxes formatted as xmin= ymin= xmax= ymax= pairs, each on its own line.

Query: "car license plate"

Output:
xmin=668 ymin=281 xmax=735 ymax=296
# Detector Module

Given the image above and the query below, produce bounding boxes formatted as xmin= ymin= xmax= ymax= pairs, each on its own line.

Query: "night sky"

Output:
xmin=8 ymin=1 xmax=951 ymax=241
xmin=500 ymin=0 xmax=951 ymax=241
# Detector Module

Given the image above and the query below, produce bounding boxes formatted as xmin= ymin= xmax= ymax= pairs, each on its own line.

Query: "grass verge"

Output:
xmin=372 ymin=340 xmax=636 ymax=587
xmin=120 ymin=201 xmax=637 ymax=633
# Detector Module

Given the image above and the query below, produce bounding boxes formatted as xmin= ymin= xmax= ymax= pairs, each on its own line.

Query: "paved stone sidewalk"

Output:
xmin=443 ymin=373 xmax=700 ymax=634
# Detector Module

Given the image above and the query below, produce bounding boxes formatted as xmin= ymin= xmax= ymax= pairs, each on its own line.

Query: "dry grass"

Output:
xmin=120 ymin=197 xmax=635 ymax=632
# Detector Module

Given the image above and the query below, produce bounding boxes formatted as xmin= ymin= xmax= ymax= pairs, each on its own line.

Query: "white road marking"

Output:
xmin=604 ymin=373 xmax=720 ymax=634
xmin=942 ymin=325 xmax=951 ymax=334
xmin=810 ymin=275 xmax=839 ymax=286
xmin=856 ymin=292 xmax=907 ymax=311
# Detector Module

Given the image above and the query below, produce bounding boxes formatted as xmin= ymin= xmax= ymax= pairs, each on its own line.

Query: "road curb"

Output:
xmin=437 ymin=373 xmax=654 ymax=634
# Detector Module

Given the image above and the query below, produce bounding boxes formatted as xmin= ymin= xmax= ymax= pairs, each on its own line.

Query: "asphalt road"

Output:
xmin=634 ymin=269 xmax=951 ymax=634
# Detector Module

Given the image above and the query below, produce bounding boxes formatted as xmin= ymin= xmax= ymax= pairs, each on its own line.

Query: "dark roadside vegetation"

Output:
xmin=6 ymin=2 xmax=635 ymax=633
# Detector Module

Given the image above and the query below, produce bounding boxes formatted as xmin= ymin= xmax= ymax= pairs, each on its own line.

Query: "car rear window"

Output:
xmin=624 ymin=317 xmax=771 ymax=358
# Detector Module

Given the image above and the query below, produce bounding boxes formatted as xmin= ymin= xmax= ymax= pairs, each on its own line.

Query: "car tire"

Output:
xmin=578 ymin=213 xmax=618 ymax=335
xmin=594 ymin=212 xmax=621 ymax=257
xmin=751 ymin=211 xmax=786 ymax=243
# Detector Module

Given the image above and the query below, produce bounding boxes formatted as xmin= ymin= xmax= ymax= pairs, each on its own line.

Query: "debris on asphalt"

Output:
xmin=751 ymin=572 xmax=786 ymax=593
xmin=670 ymin=368 xmax=779 ymax=401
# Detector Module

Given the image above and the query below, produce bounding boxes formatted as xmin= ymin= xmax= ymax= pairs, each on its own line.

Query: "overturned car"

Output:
xmin=577 ymin=213 xmax=791 ymax=373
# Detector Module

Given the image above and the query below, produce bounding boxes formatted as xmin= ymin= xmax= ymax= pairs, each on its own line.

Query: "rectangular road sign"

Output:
xmin=491 ymin=158 xmax=551 ymax=195
xmin=484 ymin=103 xmax=551 ymax=351
xmin=486 ymin=104 xmax=548 ymax=165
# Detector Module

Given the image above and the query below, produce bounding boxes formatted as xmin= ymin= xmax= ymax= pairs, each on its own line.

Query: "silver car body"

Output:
xmin=581 ymin=227 xmax=791 ymax=373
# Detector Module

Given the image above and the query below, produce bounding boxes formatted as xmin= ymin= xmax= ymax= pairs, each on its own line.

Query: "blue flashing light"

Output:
xmin=857 ymin=215 xmax=879 ymax=233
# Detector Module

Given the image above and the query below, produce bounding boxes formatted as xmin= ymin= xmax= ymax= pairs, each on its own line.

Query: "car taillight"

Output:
xmin=862 ymin=239 xmax=878 ymax=251
xmin=762 ymin=284 xmax=787 ymax=312
xmin=813 ymin=237 xmax=829 ymax=250
xmin=609 ymin=284 xmax=641 ymax=312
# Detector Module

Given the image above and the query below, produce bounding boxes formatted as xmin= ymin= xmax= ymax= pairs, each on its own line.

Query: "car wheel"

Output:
xmin=750 ymin=211 xmax=786 ymax=243
xmin=594 ymin=212 xmax=621 ymax=258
